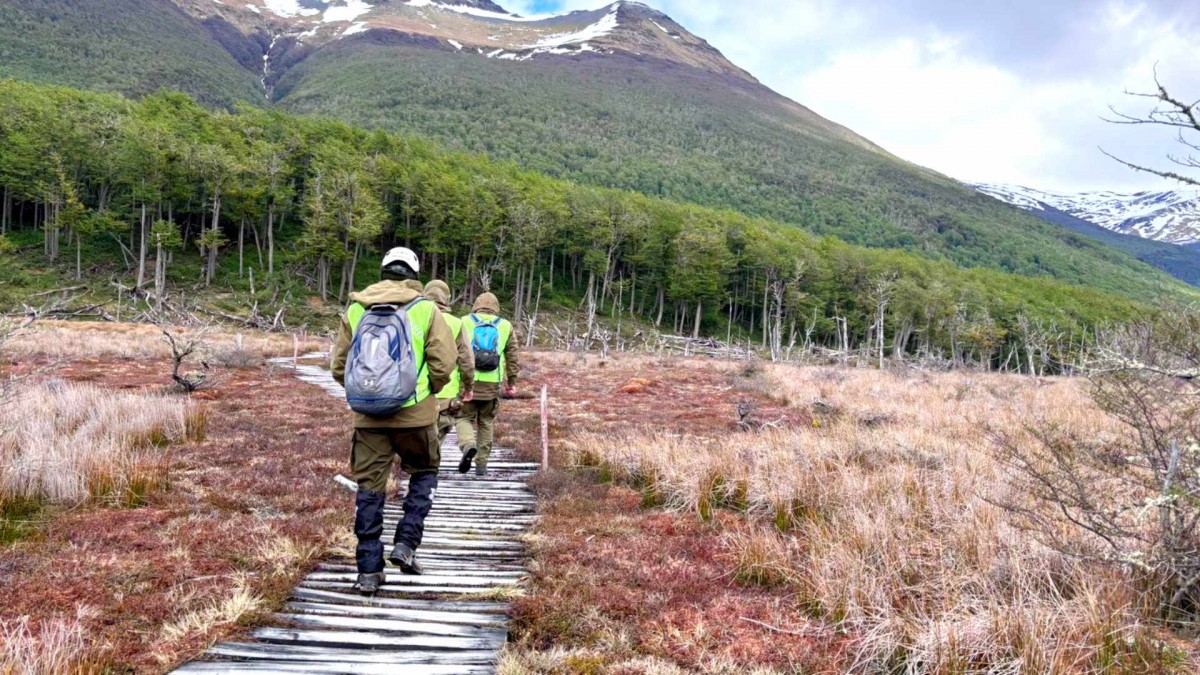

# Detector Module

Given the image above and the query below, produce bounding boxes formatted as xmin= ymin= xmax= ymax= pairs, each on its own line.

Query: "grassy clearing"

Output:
xmin=0 ymin=381 xmax=206 ymax=509
xmin=0 ymin=341 xmax=350 ymax=671
xmin=519 ymin=356 xmax=1196 ymax=672
xmin=5 ymin=320 xmax=329 ymax=363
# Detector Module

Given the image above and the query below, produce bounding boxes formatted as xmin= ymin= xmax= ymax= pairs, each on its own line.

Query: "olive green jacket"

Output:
xmin=331 ymin=280 xmax=456 ymax=428
xmin=424 ymin=280 xmax=475 ymax=401
xmin=464 ymin=292 xmax=520 ymax=401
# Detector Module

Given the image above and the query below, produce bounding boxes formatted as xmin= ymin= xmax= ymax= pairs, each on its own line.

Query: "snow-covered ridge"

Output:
xmin=525 ymin=5 xmax=618 ymax=49
xmin=974 ymin=182 xmax=1200 ymax=246
xmin=406 ymin=0 xmax=555 ymax=22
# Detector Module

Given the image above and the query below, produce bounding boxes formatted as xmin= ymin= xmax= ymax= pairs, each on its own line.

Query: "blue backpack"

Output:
xmin=471 ymin=315 xmax=502 ymax=372
xmin=345 ymin=300 xmax=426 ymax=416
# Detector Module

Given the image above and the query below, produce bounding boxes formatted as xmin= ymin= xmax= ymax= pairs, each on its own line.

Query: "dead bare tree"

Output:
xmin=993 ymin=309 xmax=1200 ymax=619
xmin=869 ymin=274 xmax=896 ymax=370
xmin=159 ymin=325 xmax=215 ymax=393
xmin=1104 ymin=68 xmax=1200 ymax=187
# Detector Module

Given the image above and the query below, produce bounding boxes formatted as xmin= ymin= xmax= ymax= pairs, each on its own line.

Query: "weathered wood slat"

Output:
xmin=207 ymin=642 xmax=497 ymax=665
xmin=284 ymin=601 xmax=506 ymax=626
xmin=274 ymin=613 xmax=507 ymax=639
xmin=251 ymin=626 xmax=503 ymax=650
xmin=288 ymin=588 xmax=507 ymax=613
xmin=321 ymin=559 xmax=528 ymax=573
xmin=304 ymin=572 xmax=520 ymax=587
xmin=300 ymin=576 xmax=516 ymax=590
xmin=176 ymin=661 xmax=494 ymax=674
xmin=387 ymin=548 xmax=525 ymax=559
xmin=316 ymin=564 xmax=524 ymax=579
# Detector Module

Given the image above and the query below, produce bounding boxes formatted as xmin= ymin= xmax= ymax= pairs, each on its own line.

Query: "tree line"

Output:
xmin=0 ymin=80 xmax=1151 ymax=370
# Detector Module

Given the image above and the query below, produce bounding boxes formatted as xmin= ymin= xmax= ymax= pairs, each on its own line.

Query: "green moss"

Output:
xmin=0 ymin=494 xmax=47 ymax=545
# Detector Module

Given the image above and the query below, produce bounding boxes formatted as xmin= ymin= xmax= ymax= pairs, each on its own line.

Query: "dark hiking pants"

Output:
xmin=350 ymin=425 xmax=440 ymax=574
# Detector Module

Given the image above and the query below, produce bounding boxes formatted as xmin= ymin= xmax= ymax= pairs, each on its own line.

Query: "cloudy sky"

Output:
xmin=507 ymin=0 xmax=1199 ymax=193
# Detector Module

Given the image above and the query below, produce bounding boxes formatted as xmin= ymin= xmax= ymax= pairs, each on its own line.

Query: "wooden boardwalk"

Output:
xmin=174 ymin=360 xmax=539 ymax=674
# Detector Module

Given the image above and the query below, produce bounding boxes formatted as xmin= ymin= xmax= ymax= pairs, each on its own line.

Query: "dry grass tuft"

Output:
xmin=0 ymin=381 xmax=205 ymax=506
xmin=498 ymin=646 xmax=789 ymax=675
xmin=157 ymin=576 xmax=262 ymax=647
xmin=563 ymin=364 xmax=1192 ymax=672
xmin=252 ymin=534 xmax=323 ymax=579
xmin=0 ymin=616 xmax=88 ymax=675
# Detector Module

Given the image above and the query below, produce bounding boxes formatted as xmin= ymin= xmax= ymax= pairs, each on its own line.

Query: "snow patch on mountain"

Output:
xmin=405 ymin=0 xmax=554 ymax=22
xmin=324 ymin=0 xmax=372 ymax=23
xmin=974 ymin=183 xmax=1200 ymax=246
xmin=263 ymin=0 xmax=319 ymax=18
xmin=526 ymin=5 xmax=617 ymax=49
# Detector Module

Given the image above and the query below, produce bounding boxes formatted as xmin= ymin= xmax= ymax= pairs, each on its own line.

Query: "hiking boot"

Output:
xmin=389 ymin=542 xmax=424 ymax=575
xmin=475 ymin=464 xmax=488 ymax=477
xmin=353 ymin=571 xmax=385 ymax=596
xmin=458 ymin=447 xmax=477 ymax=474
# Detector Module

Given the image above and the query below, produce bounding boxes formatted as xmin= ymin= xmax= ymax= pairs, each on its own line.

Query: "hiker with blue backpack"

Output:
xmin=330 ymin=247 xmax=457 ymax=595
xmin=457 ymin=292 xmax=520 ymax=476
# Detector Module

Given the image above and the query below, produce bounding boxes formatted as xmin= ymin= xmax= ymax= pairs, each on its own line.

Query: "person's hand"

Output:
xmin=503 ymin=385 xmax=517 ymax=398
xmin=462 ymin=390 xmax=475 ymax=403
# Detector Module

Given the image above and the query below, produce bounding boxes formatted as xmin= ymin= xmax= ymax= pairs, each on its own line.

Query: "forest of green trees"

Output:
xmin=0 ymin=80 xmax=1164 ymax=370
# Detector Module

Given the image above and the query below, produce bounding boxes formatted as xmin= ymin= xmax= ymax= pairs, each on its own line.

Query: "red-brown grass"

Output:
xmin=500 ymin=354 xmax=1197 ymax=673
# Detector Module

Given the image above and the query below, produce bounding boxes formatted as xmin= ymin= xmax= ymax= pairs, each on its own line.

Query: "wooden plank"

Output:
xmin=176 ymin=661 xmax=494 ymax=674
xmin=401 ymin=523 xmax=530 ymax=532
xmin=274 ymin=613 xmax=507 ymax=639
xmin=393 ymin=504 xmax=536 ymax=513
xmin=284 ymin=601 xmax=506 ymax=627
xmin=316 ymin=564 xmax=525 ymax=579
xmin=382 ymin=514 xmax=537 ymax=522
xmin=401 ymin=548 xmax=525 ymax=559
xmin=370 ymin=538 xmax=523 ymax=550
xmin=322 ymin=558 xmax=527 ymax=572
xmin=304 ymin=573 xmax=519 ymax=587
xmin=206 ymin=643 xmax=497 ymax=665
xmin=376 ymin=526 xmax=523 ymax=540
xmin=289 ymin=588 xmax=507 ymax=613
xmin=251 ymin=626 xmax=503 ymax=651
xmin=299 ymin=581 xmax=515 ymax=595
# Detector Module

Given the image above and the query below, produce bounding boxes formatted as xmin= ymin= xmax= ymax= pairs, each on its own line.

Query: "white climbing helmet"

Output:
xmin=381 ymin=247 xmax=420 ymax=275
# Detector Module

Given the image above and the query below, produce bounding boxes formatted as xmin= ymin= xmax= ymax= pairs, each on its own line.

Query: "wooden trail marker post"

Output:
xmin=540 ymin=385 xmax=549 ymax=470
xmin=293 ymin=333 xmax=299 ymax=372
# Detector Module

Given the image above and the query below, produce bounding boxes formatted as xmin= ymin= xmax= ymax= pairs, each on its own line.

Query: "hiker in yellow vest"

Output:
xmin=457 ymin=292 xmax=520 ymax=476
xmin=424 ymin=279 xmax=475 ymax=444
xmin=330 ymin=247 xmax=456 ymax=594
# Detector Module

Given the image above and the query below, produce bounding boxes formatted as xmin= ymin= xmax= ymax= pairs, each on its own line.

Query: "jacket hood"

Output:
xmin=472 ymin=292 xmax=500 ymax=315
xmin=424 ymin=280 xmax=451 ymax=311
xmin=351 ymin=280 xmax=425 ymax=308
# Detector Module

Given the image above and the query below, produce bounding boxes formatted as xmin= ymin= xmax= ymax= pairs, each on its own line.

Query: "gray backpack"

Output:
xmin=344 ymin=300 xmax=426 ymax=416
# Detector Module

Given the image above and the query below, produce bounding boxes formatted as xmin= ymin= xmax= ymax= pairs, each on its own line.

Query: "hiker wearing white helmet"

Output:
xmin=330 ymin=246 xmax=456 ymax=595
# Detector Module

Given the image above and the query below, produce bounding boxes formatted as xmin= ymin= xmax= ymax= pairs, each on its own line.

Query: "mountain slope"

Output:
xmin=263 ymin=23 xmax=1184 ymax=298
xmin=0 ymin=0 xmax=1192 ymax=301
xmin=0 ymin=0 xmax=263 ymax=108
xmin=975 ymin=183 xmax=1200 ymax=245
xmin=1009 ymin=201 xmax=1200 ymax=286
